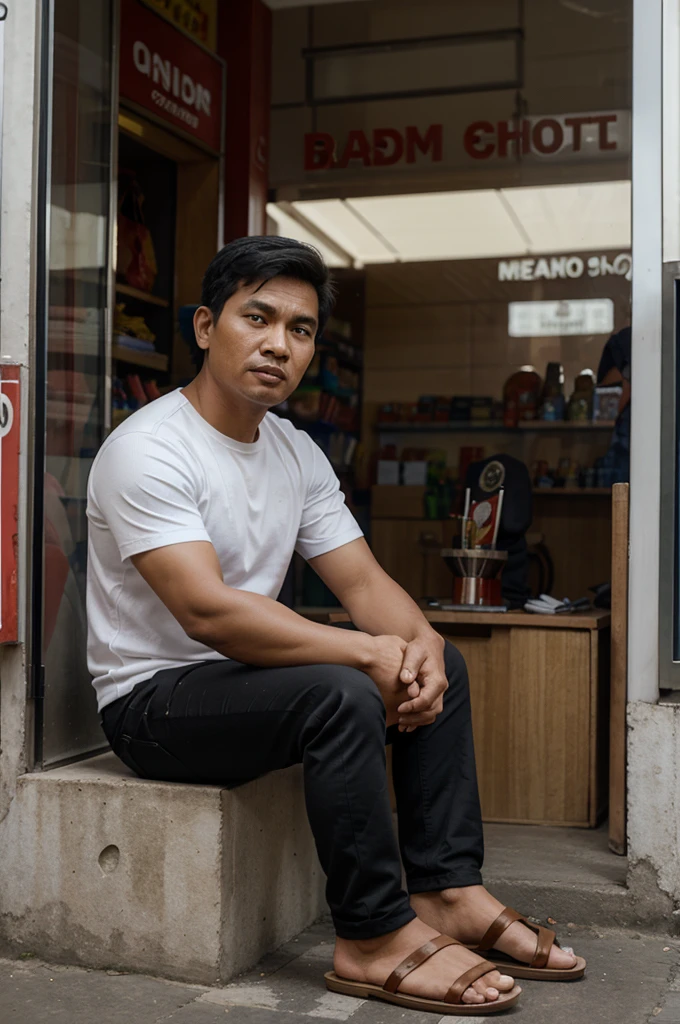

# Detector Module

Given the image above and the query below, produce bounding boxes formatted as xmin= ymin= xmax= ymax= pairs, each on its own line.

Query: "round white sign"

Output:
xmin=0 ymin=392 xmax=14 ymax=438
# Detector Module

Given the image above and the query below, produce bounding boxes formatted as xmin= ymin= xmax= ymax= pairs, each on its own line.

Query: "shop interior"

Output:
xmin=261 ymin=0 xmax=631 ymax=834
xmin=43 ymin=0 xmax=631 ymax=841
xmin=112 ymin=111 xmax=221 ymax=423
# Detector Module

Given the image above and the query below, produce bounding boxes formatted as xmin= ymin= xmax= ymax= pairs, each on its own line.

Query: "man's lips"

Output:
xmin=251 ymin=366 xmax=286 ymax=383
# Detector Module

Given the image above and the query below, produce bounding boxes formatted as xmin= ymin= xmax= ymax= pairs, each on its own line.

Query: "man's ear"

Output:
xmin=193 ymin=306 xmax=213 ymax=351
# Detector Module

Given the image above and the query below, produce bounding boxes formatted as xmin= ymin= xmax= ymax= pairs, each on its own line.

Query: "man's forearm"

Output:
xmin=341 ymin=565 xmax=440 ymax=644
xmin=190 ymin=587 xmax=377 ymax=670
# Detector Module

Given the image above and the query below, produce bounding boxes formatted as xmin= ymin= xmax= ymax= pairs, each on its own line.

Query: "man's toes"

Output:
xmin=489 ymin=971 xmax=515 ymax=992
xmin=462 ymin=988 xmax=486 ymax=1005
xmin=548 ymin=946 xmax=578 ymax=970
xmin=472 ymin=979 xmax=499 ymax=1001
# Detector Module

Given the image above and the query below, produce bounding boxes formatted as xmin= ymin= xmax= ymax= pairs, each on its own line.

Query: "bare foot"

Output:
xmin=334 ymin=917 xmax=518 ymax=1006
xmin=410 ymin=886 xmax=578 ymax=971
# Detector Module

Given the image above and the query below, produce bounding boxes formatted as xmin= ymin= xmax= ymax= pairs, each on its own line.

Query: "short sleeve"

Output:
xmin=87 ymin=432 xmax=212 ymax=561
xmin=294 ymin=438 xmax=363 ymax=560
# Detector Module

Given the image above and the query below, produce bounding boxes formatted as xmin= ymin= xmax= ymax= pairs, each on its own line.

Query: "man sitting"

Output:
xmin=88 ymin=236 xmax=583 ymax=1016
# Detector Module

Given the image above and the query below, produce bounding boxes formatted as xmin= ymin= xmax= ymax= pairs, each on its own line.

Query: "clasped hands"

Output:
xmin=366 ymin=631 xmax=448 ymax=733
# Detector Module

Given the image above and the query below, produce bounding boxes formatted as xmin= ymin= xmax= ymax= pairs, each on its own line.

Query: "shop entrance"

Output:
xmin=33 ymin=0 xmax=633 ymax=847
xmin=266 ymin=0 xmax=632 ymax=836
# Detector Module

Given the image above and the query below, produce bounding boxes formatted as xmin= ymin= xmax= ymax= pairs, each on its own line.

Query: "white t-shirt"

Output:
xmin=86 ymin=389 xmax=363 ymax=711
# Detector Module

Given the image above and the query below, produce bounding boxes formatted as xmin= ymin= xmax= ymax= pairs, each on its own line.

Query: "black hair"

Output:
xmin=201 ymin=234 xmax=335 ymax=340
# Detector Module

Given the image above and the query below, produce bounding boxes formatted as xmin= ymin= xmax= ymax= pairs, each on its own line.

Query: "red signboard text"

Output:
xmin=464 ymin=114 xmax=619 ymax=160
xmin=305 ymin=125 xmax=444 ymax=171
xmin=120 ymin=0 xmax=223 ymax=153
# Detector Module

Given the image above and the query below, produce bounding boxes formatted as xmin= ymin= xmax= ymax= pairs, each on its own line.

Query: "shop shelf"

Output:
xmin=112 ymin=344 xmax=169 ymax=372
xmin=518 ymin=420 xmax=616 ymax=432
xmin=374 ymin=420 xmax=616 ymax=434
xmin=533 ymin=487 xmax=613 ymax=496
xmin=375 ymin=421 xmax=507 ymax=433
xmin=115 ymin=282 xmax=170 ymax=308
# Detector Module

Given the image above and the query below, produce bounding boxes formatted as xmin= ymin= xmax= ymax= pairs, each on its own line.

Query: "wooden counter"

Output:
xmin=420 ymin=608 xmax=610 ymax=630
xmin=311 ymin=605 xmax=610 ymax=829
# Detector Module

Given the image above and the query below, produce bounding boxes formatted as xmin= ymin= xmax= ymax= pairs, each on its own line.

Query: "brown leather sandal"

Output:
xmin=325 ymin=933 xmax=522 ymax=1015
xmin=466 ymin=907 xmax=586 ymax=981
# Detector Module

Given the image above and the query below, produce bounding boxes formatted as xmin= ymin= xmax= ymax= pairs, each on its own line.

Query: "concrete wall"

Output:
xmin=627 ymin=700 xmax=680 ymax=924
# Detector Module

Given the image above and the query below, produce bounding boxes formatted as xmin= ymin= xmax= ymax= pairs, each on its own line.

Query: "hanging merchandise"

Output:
xmin=117 ymin=172 xmax=158 ymax=293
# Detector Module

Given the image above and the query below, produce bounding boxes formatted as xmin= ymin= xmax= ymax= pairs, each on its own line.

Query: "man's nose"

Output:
xmin=263 ymin=323 xmax=289 ymax=358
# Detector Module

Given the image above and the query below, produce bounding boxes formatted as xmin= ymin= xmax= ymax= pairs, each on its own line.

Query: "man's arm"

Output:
xmin=309 ymin=538 xmax=448 ymax=729
xmin=309 ymin=537 xmax=436 ymax=641
xmin=132 ymin=540 xmax=412 ymax=722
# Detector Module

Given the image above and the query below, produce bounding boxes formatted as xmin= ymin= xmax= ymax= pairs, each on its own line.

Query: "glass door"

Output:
xmin=35 ymin=0 xmax=116 ymax=765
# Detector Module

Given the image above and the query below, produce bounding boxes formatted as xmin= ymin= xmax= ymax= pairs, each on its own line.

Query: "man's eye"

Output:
xmin=294 ymin=327 xmax=311 ymax=336
xmin=249 ymin=314 xmax=265 ymax=323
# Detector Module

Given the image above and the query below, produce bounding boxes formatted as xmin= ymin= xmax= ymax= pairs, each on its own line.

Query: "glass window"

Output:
xmin=39 ymin=0 xmax=114 ymax=765
xmin=269 ymin=0 xmax=632 ymax=608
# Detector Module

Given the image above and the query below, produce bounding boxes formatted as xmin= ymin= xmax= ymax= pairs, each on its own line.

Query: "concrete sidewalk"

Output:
xmin=1 ymin=917 xmax=678 ymax=1024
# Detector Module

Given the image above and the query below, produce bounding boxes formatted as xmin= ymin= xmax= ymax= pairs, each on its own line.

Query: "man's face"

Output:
xmin=194 ymin=276 xmax=319 ymax=408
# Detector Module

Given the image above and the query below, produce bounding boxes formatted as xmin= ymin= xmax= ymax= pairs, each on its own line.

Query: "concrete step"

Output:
xmin=0 ymin=753 xmax=326 ymax=984
xmin=482 ymin=822 xmax=675 ymax=934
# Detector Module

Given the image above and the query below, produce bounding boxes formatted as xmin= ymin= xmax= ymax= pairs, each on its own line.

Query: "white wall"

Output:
xmin=625 ymin=0 xmax=680 ymax=918
xmin=628 ymin=0 xmax=662 ymax=705
xmin=0 ymin=0 xmax=42 ymax=814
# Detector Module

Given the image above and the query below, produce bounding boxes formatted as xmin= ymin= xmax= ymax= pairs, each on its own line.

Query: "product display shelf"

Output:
xmin=532 ymin=487 xmax=612 ymax=496
xmin=112 ymin=344 xmax=169 ymax=372
xmin=115 ymin=282 xmax=170 ymax=308
xmin=518 ymin=419 xmax=616 ymax=431
xmin=374 ymin=420 xmax=616 ymax=434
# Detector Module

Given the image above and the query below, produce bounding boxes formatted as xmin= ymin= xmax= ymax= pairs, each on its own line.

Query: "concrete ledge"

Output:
xmin=482 ymin=822 xmax=676 ymax=935
xmin=0 ymin=754 xmax=326 ymax=984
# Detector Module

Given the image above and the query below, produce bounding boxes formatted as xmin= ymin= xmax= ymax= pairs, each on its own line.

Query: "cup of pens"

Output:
xmin=441 ymin=486 xmax=507 ymax=608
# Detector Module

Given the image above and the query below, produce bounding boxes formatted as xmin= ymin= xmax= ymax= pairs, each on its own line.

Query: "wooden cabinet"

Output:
xmin=427 ymin=610 xmax=610 ymax=827
xmin=326 ymin=605 xmax=610 ymax=828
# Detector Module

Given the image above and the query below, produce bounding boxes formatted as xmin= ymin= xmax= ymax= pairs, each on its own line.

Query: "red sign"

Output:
xmin=0 ymin=365 xmax=20 ymax=644
xmin=119 ymin=0 xmax=224 ymax=153
xmin=463 ymin=114 xmax=620 ymax=161
xmin=305 ymin=125 xmax=443 ymax=171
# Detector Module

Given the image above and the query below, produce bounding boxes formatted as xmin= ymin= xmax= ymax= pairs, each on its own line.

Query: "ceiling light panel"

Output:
xmin=347 ymin=191 xmax=528 ymax=262
xmin=501 ymin=180 xmax=631 ymax=254
xmin=266 ymin=202 xmax=350 ymax=267
xmin=292 ymin=199 xmax=396 ymax=263
xmin=273 ymin=181 xmax=632 ymax=265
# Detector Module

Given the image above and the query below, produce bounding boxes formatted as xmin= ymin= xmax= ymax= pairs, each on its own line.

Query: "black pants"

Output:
xmin=101 ymin=640 xmax=484 ymax=940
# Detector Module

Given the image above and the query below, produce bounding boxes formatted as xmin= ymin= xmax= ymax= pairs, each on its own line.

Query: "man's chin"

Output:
xmin=245 ymin=383 xmax=293 ymax=409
